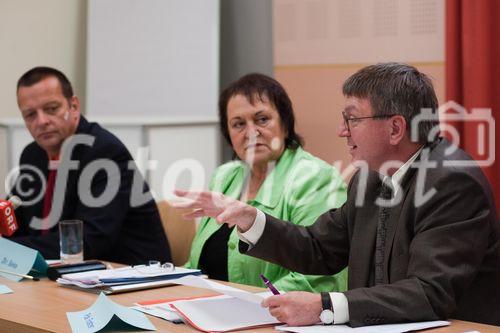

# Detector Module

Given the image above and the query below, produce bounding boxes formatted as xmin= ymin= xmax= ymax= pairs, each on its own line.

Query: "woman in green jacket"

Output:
xmin=185 ymin=73 xmax=347 ymax=293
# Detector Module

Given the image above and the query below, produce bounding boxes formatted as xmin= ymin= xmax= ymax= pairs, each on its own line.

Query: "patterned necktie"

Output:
xmin=374 ymin=181 xmax=393 ymax=285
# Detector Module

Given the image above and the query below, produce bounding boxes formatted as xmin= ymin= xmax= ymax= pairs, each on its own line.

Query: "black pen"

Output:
xmin=260 ymin=274 xmax=280 ymax=295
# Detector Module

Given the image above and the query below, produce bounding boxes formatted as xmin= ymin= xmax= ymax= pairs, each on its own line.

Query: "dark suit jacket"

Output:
xmin=8 ymin=116 xmax=171 ymax=265
xmin=242 ymin=138 xmax=499 ymax=326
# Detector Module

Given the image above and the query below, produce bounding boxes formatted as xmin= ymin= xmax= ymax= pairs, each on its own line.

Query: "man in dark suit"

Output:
xmin=172 ymin=63 xmax=499 ymax=326
xmin=6 ymin=66 xmax=171 ymax=265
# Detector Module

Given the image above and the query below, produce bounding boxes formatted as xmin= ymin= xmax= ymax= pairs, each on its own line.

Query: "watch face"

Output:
xmin=320 ymin=309 xmax=334 ymax=324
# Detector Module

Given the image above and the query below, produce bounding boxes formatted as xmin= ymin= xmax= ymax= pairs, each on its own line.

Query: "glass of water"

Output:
xmin=59 ymin=220 xmax=84 ymax=264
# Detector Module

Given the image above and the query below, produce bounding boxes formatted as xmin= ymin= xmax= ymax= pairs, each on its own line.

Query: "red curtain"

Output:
xmin=446 ymin=0 xmax=500 ymax=211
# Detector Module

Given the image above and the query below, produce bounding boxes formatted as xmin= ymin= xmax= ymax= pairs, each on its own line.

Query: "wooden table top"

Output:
xmin=0 ymin=276 xmax=498 ymax=332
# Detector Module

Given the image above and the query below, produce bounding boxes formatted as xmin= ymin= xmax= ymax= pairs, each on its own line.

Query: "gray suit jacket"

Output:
xmin=242 ymin=138 xmax=499 ymax=326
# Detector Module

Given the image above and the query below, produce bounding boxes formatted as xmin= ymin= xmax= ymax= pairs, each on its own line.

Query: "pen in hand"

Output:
xmin=260 ymin=274 xmax=280 ymax=295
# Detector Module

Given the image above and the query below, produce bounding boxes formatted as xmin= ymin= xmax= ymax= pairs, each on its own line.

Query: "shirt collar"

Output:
xmin=385 ymin=146 xmax=423 ymax=195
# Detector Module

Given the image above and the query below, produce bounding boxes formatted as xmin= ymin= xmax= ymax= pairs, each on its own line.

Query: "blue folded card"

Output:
xmin=0 ymin=238 xmax=48 ymax=281
xmin=66 ymin=292 xmax=156 ymax=332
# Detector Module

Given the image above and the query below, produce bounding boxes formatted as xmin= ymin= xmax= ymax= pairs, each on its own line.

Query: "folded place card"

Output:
xmin=0 ymin=238 xmax=48 ymax=281
xmin=0 ymin=284 xmax=13 ymax=294
xmin=66 ymin=292 xmax=156 ymax=333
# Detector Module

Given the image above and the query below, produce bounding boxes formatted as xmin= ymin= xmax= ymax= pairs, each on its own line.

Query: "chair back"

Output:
xmin=157 ymin=201 xmax=196 ymax=266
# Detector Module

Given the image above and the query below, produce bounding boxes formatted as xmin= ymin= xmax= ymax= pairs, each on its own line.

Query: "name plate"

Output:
xmin=66 ymin=293 xmax=156 ymax=332
xmin=0 ymin=238 xmax=48 ymax=281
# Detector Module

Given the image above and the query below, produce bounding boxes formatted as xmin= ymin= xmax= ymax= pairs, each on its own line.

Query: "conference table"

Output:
xmin=0 ymin=276 xmax=498 ymax=332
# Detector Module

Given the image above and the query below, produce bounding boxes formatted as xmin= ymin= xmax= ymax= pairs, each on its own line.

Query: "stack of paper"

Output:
xmin=171 ymin=294 xmax=279 ymax=332
xmin=133 ymin=295 xmax=219 ymax=324
xmin=133 ymin=300 xmax=184 ymax=324
xmin=57 ymin=265 xmax=201 ymax=294
xmin=134 ymin=277 xmax=450 ymax=333
xmin=134 ymin=275 xmax=280 ymax=332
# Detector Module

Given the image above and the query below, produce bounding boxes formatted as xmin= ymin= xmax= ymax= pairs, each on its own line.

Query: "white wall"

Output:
xmin=86 ymin=0 xmax=219 ymax=119
xmin=219 ymin=0 xmax=274 ymax=161
xmin=85 ymin=0 xmax=220 ymax=194
xmin=0 ymin=128 xmax=7 ymax=197
xmin=0 ymin=0 xmax=86 ymax=196
xmin=0 ymin=0 xmax=221 ymax=199
xmin=0 ymin=0 xmax=87 ymax=118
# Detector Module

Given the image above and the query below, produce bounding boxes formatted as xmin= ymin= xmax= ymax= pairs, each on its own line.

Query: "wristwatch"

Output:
xmin=319 ymin=292 xmax=334 ymax=325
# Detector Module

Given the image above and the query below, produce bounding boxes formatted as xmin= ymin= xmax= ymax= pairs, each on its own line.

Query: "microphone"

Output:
xmin=0 ymin=196 xmax=22 ymax=236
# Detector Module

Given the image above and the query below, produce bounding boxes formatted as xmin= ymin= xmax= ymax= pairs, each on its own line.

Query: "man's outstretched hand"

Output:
xmin=170 ymin=190 xmax=257 ymax=232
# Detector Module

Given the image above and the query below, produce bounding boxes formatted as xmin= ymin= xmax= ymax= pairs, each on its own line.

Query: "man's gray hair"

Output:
xmin=343 ymin=62 xmax=439 ymax=144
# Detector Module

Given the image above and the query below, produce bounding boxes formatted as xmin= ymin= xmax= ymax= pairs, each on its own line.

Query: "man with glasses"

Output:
xmin=172 ymin=62 xmax=499 ymax=326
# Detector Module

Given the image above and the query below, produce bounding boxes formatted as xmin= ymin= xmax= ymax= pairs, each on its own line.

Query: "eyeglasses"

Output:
xmin=342 ymin=111 xmax=392 ymax=131
xmin=131 ymin=261 xmax=175 ymax=275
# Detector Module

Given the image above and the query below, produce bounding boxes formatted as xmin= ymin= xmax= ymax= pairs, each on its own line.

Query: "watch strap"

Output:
xmin=321 ymin=292 xmax=333 ymax=311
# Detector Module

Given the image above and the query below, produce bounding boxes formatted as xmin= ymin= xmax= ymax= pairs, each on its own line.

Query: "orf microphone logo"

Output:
xmin=0 ymin=200 xmax=18 ymax=236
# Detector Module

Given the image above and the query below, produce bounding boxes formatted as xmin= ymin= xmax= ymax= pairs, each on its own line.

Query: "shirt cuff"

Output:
xmin=330 ymin=292 xmax=349 ymax=324
xmin=237 ymin=209 xmax=266 ymax=246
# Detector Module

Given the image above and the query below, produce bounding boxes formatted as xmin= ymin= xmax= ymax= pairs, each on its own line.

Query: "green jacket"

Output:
xmin=186 ymin=147 xmax=348 ymax=292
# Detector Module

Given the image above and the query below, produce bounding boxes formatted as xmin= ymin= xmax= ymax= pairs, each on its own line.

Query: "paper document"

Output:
xmin=132 ymin=304 xmax=183 ymax=323
xmin=61 ymin=265 xmax=201 ymax=284
xmin=160 ymin=276 xmax=280 ymax=332
xmin=168 ymin=275 xmax=265 ymax=303
xmin=57 ymin=266 xmax=201 ymax=294
xmin=133 ymin=295 xmax=218 ymax=324
xmin=276 ymin=320 xmax=450 ymax=333
xmin=60 ymin=278 xmax=188 ymax=295
xmin=170 ymin=293 xmax=280 ymax=332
